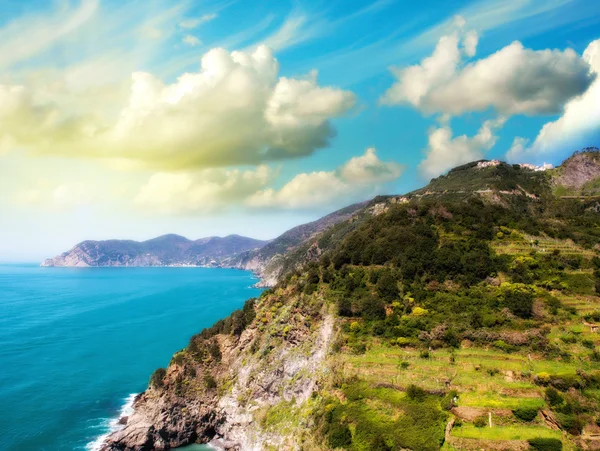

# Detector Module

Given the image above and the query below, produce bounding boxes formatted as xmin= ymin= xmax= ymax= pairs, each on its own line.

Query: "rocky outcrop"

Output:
xmin=102 ymin=289 xmax=335 ymax=451
xmin=554 ymin=149 xmax=600 ymax=191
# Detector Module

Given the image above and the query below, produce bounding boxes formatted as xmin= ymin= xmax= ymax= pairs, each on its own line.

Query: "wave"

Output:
xmin=85 ymin=393 xmax=137 ymax=451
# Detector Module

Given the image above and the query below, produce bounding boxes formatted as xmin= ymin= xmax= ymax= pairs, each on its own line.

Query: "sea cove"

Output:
xmin=0 ymin=264 xmax=262 ymax=451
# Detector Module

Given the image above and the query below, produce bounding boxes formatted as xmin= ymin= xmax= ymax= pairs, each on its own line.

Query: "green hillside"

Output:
xmin=107 ymin=150 xmax=600 ymax=451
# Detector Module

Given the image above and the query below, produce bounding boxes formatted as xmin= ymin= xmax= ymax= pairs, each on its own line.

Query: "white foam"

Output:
xmin=85 ymin=393 xmax=137 ymax=451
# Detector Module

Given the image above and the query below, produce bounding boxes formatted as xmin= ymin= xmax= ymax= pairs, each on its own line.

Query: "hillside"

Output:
xmin=41 ymin=234 xmax=268 ymax=267
xmin=100 ymin=149 xmax=600 ymax=451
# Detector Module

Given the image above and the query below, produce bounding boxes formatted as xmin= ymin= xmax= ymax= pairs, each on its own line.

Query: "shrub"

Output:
xmin=208 ymin=340 xmax=222 ymax=362
xmin=527 ymin=437 xmax=562 ymax=451
xmin=501 ymin=283 xmax=534 ymax=319
xmin=399 ymin=360 xmax=410 ymax=370
xmin=513 ymin=406 xmax=538 ymax=422
xmin=204 ymin=374 xmax=217 ymax=389
xmin=406 ymin=384 xmax=427 ymax=402
xmin=419 ymin=349 xmax=430 ymax=359
xmin=473 ymin=416 xmax=487 ymax=428
xmin=150 ymin=367 xmax=167 ymax=388
xmin=545 ymin=387 xmax=564 ymax=407
xmin=328 ymin=423 xmax=352 ymax=448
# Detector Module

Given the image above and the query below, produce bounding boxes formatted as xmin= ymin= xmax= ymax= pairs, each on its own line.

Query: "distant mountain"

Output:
xmin=41 ymin=234 xmax=269 ymax=267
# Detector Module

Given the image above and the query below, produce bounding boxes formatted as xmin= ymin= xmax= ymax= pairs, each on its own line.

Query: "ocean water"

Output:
xmin=0 ymin=263 xmax=263 ymax=451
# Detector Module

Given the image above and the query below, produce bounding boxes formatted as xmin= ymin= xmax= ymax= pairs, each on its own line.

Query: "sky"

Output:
xmin=0 ymin=0 xmax=599 ymax=261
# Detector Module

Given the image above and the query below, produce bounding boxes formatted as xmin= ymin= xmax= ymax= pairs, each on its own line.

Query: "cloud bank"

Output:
xmin=0 ymin=45 xmax=356 ymax=169
xmin=134 ymin=148 xmax=403 ymax=214
xmin=247 ymin=148 xmax=403 ymax=210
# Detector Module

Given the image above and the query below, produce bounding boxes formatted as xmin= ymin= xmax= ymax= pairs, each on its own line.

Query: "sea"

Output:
xmin=0 ymin=263 xmax=263 ymax=451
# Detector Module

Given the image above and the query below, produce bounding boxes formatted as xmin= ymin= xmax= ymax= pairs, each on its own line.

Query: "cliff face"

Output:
xmin=102 ymin=288 xmax=335 ymax=451
xmin=553 ymin=148 xmax=600 ymax=193
xmin=41 ymin=235 xmax=268 ymax=268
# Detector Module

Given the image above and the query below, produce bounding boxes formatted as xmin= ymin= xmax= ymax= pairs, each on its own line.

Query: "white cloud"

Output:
xmin=507 ymin=39 xmax=600 ymax=162
xmin=381 ymin=23 xmax=594 ymax=116
xmin=134 ymin=148 xmax=402 ymax=214
xmin=135 ymin=166 xmax=271 ymax=214
xmin=0 ymin=45 xmax=356 ymax=169
xmin=419 ymin=117 xmax=505 ymax=179
xmin=179 ymin=14 xmax=217 ymax=29
xmin=247 ymin=148 xmax=403 ymax=210
xmin=182 ymin=35 xmax=201 ymax=46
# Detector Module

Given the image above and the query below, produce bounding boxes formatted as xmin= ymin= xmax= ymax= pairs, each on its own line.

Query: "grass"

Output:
xmin=459 ymin=392 xmax=544 ymax=410
xmin=452 ymin=424 xmax=564 ymax=441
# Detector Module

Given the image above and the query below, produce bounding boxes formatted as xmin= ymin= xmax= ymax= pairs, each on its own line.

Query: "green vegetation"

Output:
xmin=513 ymin=406 xmax=539 ymax=422
xmin=528 ymin=437 xmax=563 ymax=451
xmin=150 ymin=367 xmax=166 ymax=388
xmin=317 ymin=381 xmax=447 ymax=451
xmin=146 ymin=151 xmax=600 ymax=450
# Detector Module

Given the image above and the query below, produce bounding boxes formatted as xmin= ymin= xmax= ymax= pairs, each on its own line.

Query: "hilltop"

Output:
xmin=41 ymin=234 xmax=268 ymax=267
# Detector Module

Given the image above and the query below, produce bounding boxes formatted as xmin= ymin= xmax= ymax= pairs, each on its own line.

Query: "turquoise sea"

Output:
xmin=0 ymin=263 xmax=263 ymax=451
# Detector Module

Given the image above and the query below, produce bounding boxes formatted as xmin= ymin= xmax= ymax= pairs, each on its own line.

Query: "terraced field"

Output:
xmin=332 ymin=233 xmax=600 ymax=451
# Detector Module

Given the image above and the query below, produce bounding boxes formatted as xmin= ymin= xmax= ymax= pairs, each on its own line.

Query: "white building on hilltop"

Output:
xmin=477 ymin=160 xmax=501 ymax=168
xmin=520 ymin=162 xmax=553 ymax=171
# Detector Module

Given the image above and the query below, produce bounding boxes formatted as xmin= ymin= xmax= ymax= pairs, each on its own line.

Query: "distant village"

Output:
xmin=477 ymin=160 xmax=554 ymax=171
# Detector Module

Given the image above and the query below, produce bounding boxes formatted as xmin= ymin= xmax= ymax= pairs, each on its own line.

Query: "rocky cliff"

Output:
xmin=41 ymin=234 xmax=268 ymax=268
xmin=102 ymin=287 xmax=335 ymax=451
xmin=553 ymin=147 xmax=600 ymax=194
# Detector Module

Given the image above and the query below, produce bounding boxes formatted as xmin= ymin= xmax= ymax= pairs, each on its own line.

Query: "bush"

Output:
xmin=501 ymin=283 xmax=534 ymax=319
xmin=150 ymin=367 xmax=167 ymax=388
xmin=545 ymin=387 xmax=564 ymax=407
xmin=527 ymin=437 xmax=562 ymax=451
xmin=406 ymin=384 xmax=427 ymax=402
xmin=204 ymin=374 xmax=217 ymax=389
xmin=473 ymin=416 xmax=487 ymax=428
xmin=328 ymin=423 xmax=352 ymax=448
xmin=513 ymin=406 xmax=538 ymax=422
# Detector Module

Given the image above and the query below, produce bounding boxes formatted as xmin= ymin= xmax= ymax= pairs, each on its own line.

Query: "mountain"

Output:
xmin=41 ymin=234 xmax=268 ymax=267
xmin=99 ymin=148 xmax=600 ymax=451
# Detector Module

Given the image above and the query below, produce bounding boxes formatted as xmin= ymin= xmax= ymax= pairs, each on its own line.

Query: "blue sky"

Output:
xmin=0 ymin=0 xmax=599 ymax=260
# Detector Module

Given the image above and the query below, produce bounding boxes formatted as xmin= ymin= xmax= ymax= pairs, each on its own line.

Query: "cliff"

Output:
xmin=102 ymin=289 xmax=335 ymax=450
xmin=41 ymin=234 xmax=268 ymax=268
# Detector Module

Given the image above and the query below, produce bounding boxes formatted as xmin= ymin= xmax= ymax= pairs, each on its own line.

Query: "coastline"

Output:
xmin=86 ymin=393 xmax=138 ymax=451
xmin=41 ymin=263 xmax=274 ymax=289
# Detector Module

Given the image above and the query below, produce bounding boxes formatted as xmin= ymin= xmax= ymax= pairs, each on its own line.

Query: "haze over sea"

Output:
xmin=0 ymin=263 xmax=262 ymax=451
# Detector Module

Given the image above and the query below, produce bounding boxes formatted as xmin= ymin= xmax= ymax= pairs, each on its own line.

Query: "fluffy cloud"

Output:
xmin=247 ymin=148 xmax=403 ymax=210
xmin=419 ymin=117 xmax=505 ymax=179
xmin=381 ymin=23 xmax=594 ymax=116
xmin=0 ymin=45 xmax=355 ymax=169
xmin=507 ymin=39 xmax=600 ymax=162
xmin=134 ymin=148 xmax=402 ymax=214
xmin=134 ymin=166 xmax=271 ymax=214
